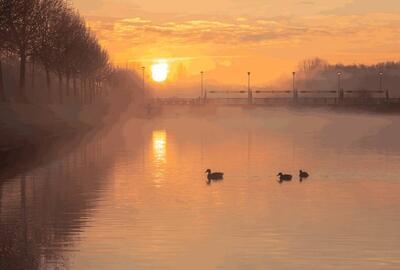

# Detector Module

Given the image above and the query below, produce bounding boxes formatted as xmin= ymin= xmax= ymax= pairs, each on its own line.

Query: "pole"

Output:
xmin=201 ymin=71 xmax=204 ymax=101
xmin=386 ymin=88 xmax=390 ymax=104
xmin=142 ymin=67 xmax=145 ymax=91
xmin=292 ymin=71 xmax=297 ymax=102
xmin=379 ymin=71 xmax=383 ymax=92
xmin=337 ymin=71 xmax=342 ymax=103
xmin=142 ymin=66 xmax=145 ymax=100
xmin=247 ymin=72 xmax=252 ymax=105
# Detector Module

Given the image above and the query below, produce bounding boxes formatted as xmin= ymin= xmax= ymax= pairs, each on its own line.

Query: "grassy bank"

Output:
xmin=0 ymin=104 xmax=82 ymax=151
xmin=0 ymin=95 xmax=135 ymax=151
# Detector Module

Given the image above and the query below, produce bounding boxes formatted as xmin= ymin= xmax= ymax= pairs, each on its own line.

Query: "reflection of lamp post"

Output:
xmin=247 ymin=72 xmax=252 ymax=104
xmin=379 ymin=71 xmax=384 ymax=91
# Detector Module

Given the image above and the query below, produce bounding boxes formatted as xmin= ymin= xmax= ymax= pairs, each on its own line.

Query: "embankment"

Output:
xmin=0 ymin=95 xmax=136 ymax=152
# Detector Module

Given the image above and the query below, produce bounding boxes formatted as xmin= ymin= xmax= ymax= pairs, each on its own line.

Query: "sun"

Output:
xmin=151 ymin=61 xmax=169 ymax=82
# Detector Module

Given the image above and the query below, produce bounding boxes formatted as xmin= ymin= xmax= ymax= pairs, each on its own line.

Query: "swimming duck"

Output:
xmin=299 ymin=170 xmax=309 ymax=179
xmin=205 ymin=169 xmax=224 ymax=181
xmin=277 ymin=173 xmax=292 ymax=181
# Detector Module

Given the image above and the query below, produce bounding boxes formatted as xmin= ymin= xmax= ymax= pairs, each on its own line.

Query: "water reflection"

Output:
xmin=0 ymin=130 xmax=122 ymax=270
xmin=1 ymin=108 xmax=400 ymax=270
xmin=151 ymin=130 xmax=167 ymax=187
xmin=152 ymin=130 xmax=167 ymax=164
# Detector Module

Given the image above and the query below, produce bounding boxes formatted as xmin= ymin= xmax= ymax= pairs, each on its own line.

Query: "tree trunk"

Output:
xmin=19 ymin=50 xmax=28 ymax=102
xmin=73 ymin=76 xmax=77 ymax=101
xmin=31 ymin=58 xmax=35 ymax=89
xmin=89 ymin=80 xmax=92 ymax=104
xmin=83 ymin=79 xmax=87 ymax=104
xmin=0 ymin=182 xmax=3 ymax=222
xmin=66 ymin=72 xmax=70 ymax=97
xmin=0 ymin=58 xmax=5 ymax=102
xmin=46 ymin=68 xmax=52 ymax=103
xmin=80 ymin=79 xmax=84 ymax=104
xmin=90 ymin=80 xmax=94 ymax=104
xmin=94 ymin=81 xmax=98 ymax=102
xmin=58 ymin=73 xmax=63 ymax=104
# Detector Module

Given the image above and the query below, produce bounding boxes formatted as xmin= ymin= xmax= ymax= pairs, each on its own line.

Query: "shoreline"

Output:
xmin=0 ymin=97 xmax=141 ymax=153
xmin=0 ymin=103 xmax=91 ymax=152
xmin=154 ymin=103 xmax=400 ymax=115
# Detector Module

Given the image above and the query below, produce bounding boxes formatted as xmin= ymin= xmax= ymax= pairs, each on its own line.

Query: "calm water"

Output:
xmin=1 ymin=107 xmax=400 ymax=270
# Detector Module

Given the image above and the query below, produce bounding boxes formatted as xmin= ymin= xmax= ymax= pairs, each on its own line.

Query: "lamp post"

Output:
xmin=379 ymin=71 xmax=390 ymax=103
xmin=337 ymin=71 xmax=343 ymax=102
xmin=337 ymin=71 xmax=342 ymax=91
xmin=292 ymin=71 xmax=297 ymax=102
xmin=200 ymin=71 xmax=204 ymax=101
xmin=141 ymin=67 xmax=145 ymax=92
xmin=379 ymin=71 xmax=384 ymax=92
xmin=141 ymin=66 xmax=146 ymax=101
xmin=247 ymin=72 xmax=252 ymax=105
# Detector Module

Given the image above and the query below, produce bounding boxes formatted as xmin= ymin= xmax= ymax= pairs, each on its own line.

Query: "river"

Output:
xmin=1 ymin=106 xmax=400 ymax=270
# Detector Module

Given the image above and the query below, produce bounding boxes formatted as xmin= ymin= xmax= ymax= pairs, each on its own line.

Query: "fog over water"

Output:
xmin=1 ymin=106 xmax=400 ymax=270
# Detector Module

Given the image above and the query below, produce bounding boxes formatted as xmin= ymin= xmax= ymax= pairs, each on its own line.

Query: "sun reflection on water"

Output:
xmin=152 ymin=130 xmax=167 ymax=186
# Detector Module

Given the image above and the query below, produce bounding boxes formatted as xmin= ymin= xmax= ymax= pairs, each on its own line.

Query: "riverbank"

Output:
xmin=0 ymin=97 xmax=136 ymax=152
xmin=0 ymin=104 xmax=89 ymax=151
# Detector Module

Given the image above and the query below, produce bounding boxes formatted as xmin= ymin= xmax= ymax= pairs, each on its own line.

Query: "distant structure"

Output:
xmin=152 ymin=71 xmax=395 ymax=106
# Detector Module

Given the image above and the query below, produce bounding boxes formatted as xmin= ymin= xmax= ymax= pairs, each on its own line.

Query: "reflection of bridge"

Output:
xmin=152 ymin=89 xmax=400 ymax=106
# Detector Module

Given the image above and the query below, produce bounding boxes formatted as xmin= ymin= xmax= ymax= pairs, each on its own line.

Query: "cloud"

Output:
xmin=324 ymin=0 xmax=400 ymax=15
xmin=73 ymin=0 xmax=141 ymax=17
xmin=297 ymin=1 xmax=315 ymax=5
xmin=87 ymin=13 xmax=400 ymax=47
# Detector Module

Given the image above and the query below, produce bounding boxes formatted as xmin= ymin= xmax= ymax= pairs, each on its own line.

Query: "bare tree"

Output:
xmin=63 ymin=12 xmax=86 ymax=101
xmin=0 ymin=4 xmax=8 ymax=102
xmin=35 ymin=0 xmax=64 ymax=103
xmin=0 ymin=0 xmax=124 ymax=105
xmin=298 ymin=58 xmax=328 ymax=75
xmin=0 ymin=0 xmax=44 ymax=102
xmin=50 ymin=7 xmax=85 ymax=103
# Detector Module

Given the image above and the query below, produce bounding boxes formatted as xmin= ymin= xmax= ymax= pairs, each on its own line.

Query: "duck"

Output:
xmin=299 ymin=170 xmax=309 ymax=179
xmin=205 ymin=169 xmax=224 ymax=181
xmin=277 ymin=172 xmax=292 ymax=182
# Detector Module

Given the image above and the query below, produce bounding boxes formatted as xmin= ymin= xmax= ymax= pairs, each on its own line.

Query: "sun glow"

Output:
xmin=152 ymin=130 xmax=167 ymax=161
xmin=152 ymin=130 xmax=167 ymax=187
xmin=151 ymin=60 xmax=169 ymax=82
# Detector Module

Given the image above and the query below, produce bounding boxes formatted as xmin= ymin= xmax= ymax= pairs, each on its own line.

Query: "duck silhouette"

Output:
xmin=299 ymin=170 xmax=309 ymax=181
xmin=205 ymin=169 xmax=224 ymax=181
xmin=277 ymin=172 xmax=292 ymax=182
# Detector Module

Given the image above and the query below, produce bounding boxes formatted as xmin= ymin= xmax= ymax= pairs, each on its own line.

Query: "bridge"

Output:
xmin=152 ymin=89 xmax=400 ymax=106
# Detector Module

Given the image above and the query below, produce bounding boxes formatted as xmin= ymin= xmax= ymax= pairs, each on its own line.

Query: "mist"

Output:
xmin=2 ymin=0 xmax=400 ymax=269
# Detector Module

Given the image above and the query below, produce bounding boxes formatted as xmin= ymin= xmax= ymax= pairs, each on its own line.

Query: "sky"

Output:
xmin=72 ymin=0 xmax=400 ymax=89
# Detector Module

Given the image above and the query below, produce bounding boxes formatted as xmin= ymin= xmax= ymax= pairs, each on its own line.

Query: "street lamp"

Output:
xmin=141 ymin=66 xmax=145 ymax=93
xmin=379 ymin=71 xmax=384 ymax=91
xmin=337 ymin=71 xmax=343 ymax=102
xmin=247 ymin=72 xmax=252 ymax=104
xmin=292 ymin=72 xmax=296 ymax=92
xmin=292 ymin=71 xmax=297 ymax=101
xmin=200 ymin=71 xmax=204 ymax=99
xmin=337 ymin=71 xmax=342 ymax=92
xmin=247 ymin=72 xmax=251 ymax=90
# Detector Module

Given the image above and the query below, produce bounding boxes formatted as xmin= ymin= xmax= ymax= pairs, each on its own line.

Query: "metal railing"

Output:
xmin=152 ymin=88 xmax=397 ymax=106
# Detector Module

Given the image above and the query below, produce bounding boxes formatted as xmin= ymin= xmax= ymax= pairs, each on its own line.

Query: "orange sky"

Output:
xmin=72 ymin=0 xmax=400 ymax=88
